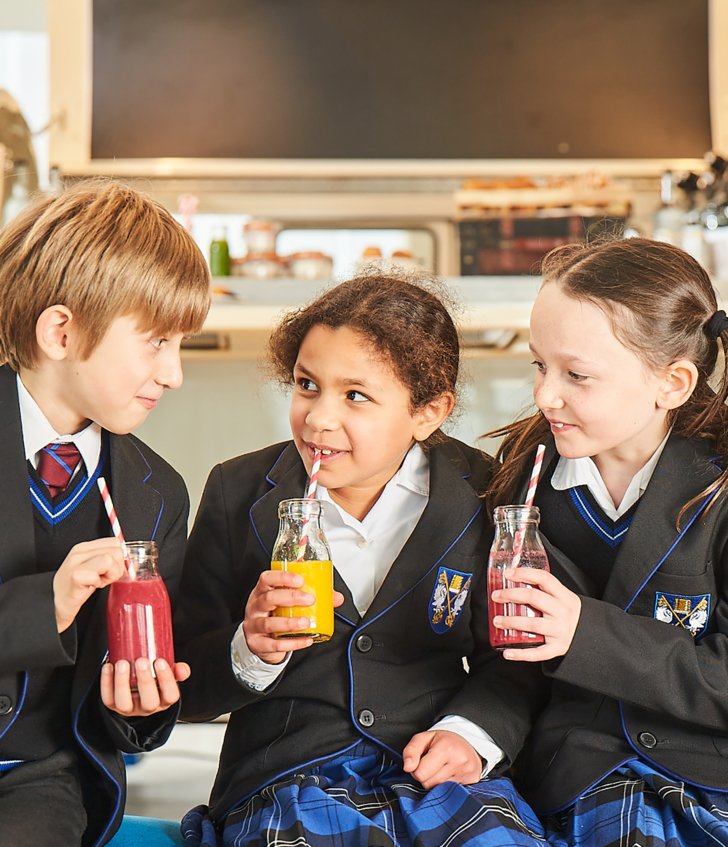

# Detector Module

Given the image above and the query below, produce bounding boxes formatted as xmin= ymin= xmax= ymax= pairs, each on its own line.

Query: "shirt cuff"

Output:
xmin=230 ymin=623 xmax=289 ymax=691
xmin=430 ymin=714 xmax=505 ymax=778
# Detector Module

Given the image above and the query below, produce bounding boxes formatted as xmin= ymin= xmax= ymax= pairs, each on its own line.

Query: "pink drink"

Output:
xmin=487 ymin=549 xmax=549 ymax=649
xmin=106 ymin=575 xmax=174 ymax=688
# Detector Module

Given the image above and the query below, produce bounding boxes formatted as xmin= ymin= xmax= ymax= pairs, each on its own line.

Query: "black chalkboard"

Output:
xmin=91 ymin=0 xmax=710 ymax=160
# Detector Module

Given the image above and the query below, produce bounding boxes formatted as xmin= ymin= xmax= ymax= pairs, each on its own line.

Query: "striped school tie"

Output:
xmin=37 ymin=442 xmax=82 ymax=498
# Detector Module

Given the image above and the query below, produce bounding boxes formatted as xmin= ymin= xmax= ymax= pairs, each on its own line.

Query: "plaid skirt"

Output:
xmin=542 ymin=759 xmax=728 ymax=847
xmin=180 ymin=740 xmax=544 ymax=847
xmin=180 ymin=747 xmax=728 ymax=847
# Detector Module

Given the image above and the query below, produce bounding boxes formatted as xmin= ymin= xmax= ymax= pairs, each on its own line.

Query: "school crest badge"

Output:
xmin=429 ymin=567 xmax=471 ymax=634
xmin=653 ymin=592 xmax=710 ymax=639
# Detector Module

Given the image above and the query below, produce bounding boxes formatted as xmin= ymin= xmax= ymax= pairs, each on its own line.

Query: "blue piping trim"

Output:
xmin=624 ymin=489 xmax=719 ymax=612
xmin=0 ymin=672 xmax=28 ymax=741
xmin=222 ymin=739 xmax=362 ymax=818
xmin=569 ymin=488 xmax=632 ymax=548
xmin=344 ymin=504 xmax=482 ymax=745
xmin=540 ymin=756 xmax=636 ymax=815
xmin=618 ymin=703 xmax=728 ymax=792
xmin=72 ymin=663 xmax=123 ymax=847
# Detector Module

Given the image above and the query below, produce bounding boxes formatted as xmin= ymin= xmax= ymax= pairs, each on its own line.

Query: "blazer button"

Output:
xmin=358 ymin=709 xmax=375 ymax=728
xmin=355 ymin=634 xmax=373 ymax=653
xmin=637 ymin=731 xmax=657 ymax=749
xmin=0 ymin=695 xmax=13 ymax=716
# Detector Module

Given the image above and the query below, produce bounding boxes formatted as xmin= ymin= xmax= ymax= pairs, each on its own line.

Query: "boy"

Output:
xmin=0 ymin=181 xmax=210 ymax=846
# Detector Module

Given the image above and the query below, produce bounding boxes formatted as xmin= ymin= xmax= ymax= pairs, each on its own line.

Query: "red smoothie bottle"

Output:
xmin=488 ymin=505 xmax=549 ymax=650
xmin=106 ymin=540 xmax=175 ymax=688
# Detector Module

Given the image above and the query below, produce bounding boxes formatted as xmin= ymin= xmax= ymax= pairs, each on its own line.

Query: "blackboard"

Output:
xmin=91 ymin=0 xmax=711 ymax=160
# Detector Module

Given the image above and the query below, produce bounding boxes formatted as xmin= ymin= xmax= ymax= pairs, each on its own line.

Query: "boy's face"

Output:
xmin=56 ymin=315 xmax=184 ymax=434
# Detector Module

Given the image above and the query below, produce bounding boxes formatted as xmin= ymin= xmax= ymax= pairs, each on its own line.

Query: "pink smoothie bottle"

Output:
xmin=487 ymin=505 xmax=549 ymax=650
xmin=106 ymin=540 xmax=175 ymax=688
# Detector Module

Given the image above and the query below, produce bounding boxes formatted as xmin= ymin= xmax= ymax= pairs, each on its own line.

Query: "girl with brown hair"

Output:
xmin=488 ymin=238 xmax=728 ymax=845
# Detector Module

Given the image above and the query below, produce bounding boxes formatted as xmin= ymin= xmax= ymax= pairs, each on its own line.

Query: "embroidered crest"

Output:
xmin=653 ymin=592 xmax=710 ymax=639
xmin=429 ymin=567 xmax=471 ymax=633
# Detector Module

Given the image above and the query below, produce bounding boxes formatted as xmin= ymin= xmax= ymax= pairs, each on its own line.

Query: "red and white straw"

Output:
xmin=296 ymin=450 xmax=322 ymax=561
xmin=97 ymin=477 xmax=125 ymax=543
xmin=512 ymin=444 xmax=546 ymax=568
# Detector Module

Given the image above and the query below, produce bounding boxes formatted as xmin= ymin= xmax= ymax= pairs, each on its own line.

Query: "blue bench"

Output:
xmin=107 ymin=815 xmax=185 ymax=845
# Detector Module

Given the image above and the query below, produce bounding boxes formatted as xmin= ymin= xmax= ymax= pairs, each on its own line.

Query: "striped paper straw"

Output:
xmin=97 ymin=477 xmax=125 ymax=544
xmin=296 ymin=450 xmax=322 ymax=561
xmin=511 ymin=444 xmax=546 ymax=568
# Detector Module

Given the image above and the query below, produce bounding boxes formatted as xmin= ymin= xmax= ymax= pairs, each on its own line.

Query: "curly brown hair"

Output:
xmin=268 ymin=271 xmax=460 ymax=447
xmin=486 ymin=238 xmax=728 ymax=525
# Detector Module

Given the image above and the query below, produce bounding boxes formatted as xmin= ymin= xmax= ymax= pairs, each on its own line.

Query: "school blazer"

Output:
xmin=516 ymin=434 xmax=728 ymax=814
xmin=176 ymin=438 xmax=548 ymax=821
xmin=0 ymin=364 xmax=187 ymax=846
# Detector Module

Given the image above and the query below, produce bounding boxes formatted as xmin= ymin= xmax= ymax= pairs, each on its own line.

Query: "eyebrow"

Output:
xmin=528 ymin=344 xmax=599 ymax=368
xmin=294 ymin=363 xmax=376 ymax=390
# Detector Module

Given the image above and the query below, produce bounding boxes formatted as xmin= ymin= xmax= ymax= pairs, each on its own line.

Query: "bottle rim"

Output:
xmin=492 ymin=505 xmax=540 ymax=523
xmin=277 ymin=497 xmax=323 ymax=518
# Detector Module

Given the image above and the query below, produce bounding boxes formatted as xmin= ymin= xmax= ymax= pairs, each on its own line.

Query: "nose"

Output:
xmin=304 ymin=393 xmax=339 ymax=434
xmin=157 ymin=345 xmax=184 ymax=390
xmin=533 ymin=371 xmax=564 ymax=412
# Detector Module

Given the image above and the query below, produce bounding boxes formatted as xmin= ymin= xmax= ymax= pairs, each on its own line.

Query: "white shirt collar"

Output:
xmin=551 ymin=431 xmax=670 ymax=521
xmin=17 ymin=374 xmax=102 ymax=473
xmin=316 ymin=442 xmax=429 ymax=615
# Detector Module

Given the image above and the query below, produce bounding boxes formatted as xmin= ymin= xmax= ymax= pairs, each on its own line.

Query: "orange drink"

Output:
xmin=272 ymin=559 xmax=334 ymax=641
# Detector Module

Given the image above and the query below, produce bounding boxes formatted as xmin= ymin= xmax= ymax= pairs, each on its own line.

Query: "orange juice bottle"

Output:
xmin=271 ymin=498 xmax=334 ymax=642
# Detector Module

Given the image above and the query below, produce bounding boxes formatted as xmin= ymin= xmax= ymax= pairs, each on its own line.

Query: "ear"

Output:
xmin=657 ymin=359 xmax=699 ymax=410
xmin=35 ymin=305 xmax=75 ymax=361
xmin=413 ymin=392 xmax=456 ymax=442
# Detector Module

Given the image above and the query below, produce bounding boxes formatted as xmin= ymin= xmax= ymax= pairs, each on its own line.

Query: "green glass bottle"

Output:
xmin=209 ymin=226 xmax=231 ymax=277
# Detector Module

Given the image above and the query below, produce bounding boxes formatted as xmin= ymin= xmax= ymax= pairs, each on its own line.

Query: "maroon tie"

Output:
xmin=37 ymin=442 xmax=82 ymax=498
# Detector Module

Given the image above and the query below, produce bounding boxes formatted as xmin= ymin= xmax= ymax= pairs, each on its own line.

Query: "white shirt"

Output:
xmin=550 ymin=432 xmax=670 ymax=520
xmin=17 ymin=374 xmax=101 ymax=473
xmin=231 ymin=443 xmax=504 ymax=773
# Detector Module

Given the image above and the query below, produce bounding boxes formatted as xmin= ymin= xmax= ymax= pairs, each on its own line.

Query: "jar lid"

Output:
xmin=243 ymin=251 xmax=284 ymax=262
xmin=244 ymin=220 xmax=278 ymax=231
xmin=361 ymin=246 xmax=382 ymax=257
xmin=289 ymin=251 xmax=331 ymax=261
xmin=391 ymin=249 xmax=414 ymax=258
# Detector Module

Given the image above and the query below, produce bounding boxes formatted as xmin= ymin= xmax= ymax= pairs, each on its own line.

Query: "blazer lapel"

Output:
xmin=602 ymin=435 xmax=719 ymax=609
xmin=0 ymin=366 xmax=37 ymax=581
xmin=364 ymin=442 xmax=483 ymax=620
xmin=108 ymin=435 xmax=164 ymax=541
xmin=249 ymin=444 xmax=382 ymax=625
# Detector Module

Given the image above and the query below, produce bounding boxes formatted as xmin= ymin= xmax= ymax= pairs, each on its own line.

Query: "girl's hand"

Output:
xmin=491 ymin=567 xmax=581 ymax=661
xmin=242 ymin=569 xmax=344 ymax=664
xmin=402 ymin=730 xmax=482 ymax=789
xmin=101 ymin=658 xmax=190 ymax=716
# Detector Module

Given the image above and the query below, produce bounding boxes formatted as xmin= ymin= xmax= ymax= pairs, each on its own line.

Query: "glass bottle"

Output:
xmin=106 ymin=540 xmax=175 ymax=688
xmin=2 ymin=159 xmax=32 ymax=227
xmin=652 ymin=170 xmax=684 ymax=246
xmin=487 ymin=505 xmax=549 ymax=650
xmin=271 ymin=499 xmax=334 ymax=642
xmin=209 ymin=225 xmax=231 ymax=277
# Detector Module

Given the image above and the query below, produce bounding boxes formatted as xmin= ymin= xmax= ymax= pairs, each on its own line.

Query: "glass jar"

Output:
xmin=288 ymin=250 xmax=333 ymax=281
xmin=106 ymin=540 xmax=175 ymax=688
xmin=243 ymin=220 xmax=279 ymax=254
xmin=271 ymin=499 xmax=334 ymax=642
xmin=487 ymin=506 xmax=549 ymax=650
xmin=241 ymin=251 xmax=285 ymax=280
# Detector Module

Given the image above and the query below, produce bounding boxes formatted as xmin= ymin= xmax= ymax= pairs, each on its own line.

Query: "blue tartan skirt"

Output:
xmin=180 ymin=740 xmax=544 ymax=846
xmin=180 ymin=746 xmax=728 ymax=847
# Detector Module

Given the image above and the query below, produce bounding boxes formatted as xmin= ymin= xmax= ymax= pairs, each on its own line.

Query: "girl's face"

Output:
xmin=529 ymin=283 xmax=671 ymax=475
xmin=289 ymin=324 xmax=445 ymax=520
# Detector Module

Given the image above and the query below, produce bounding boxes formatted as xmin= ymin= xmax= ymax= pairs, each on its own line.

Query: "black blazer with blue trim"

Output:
xmin=515 ymin=434 xmax=728 ymax=813
xmin=175 ymin=438 xmax=548 ymax=821
xmin=0 ymin=364 xmax=187 ymax=846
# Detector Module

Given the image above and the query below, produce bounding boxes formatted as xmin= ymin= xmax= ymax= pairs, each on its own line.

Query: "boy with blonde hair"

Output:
xmin=0 ymin=180 xmax=210 ymax=846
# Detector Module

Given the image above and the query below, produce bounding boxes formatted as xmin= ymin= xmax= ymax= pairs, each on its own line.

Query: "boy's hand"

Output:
xmin=242 ymin=569 xmax=344 ymax=665
xmin=100 ymin=658 xmax=190 ymax=716
xmin=53 ymin=538 xmax=126 ymax=633
xmin=402 ymin=730 xmax=482 ymax=789
xmin=491 ymin=567 xmax=582 ymax=661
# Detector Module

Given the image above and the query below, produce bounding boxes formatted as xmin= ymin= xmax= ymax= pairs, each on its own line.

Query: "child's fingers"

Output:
xmin=402 ymin=731 xmax=431 ymax=772
xmin=100 ymin=663 xmax=115 ymax=709
xmin=172 ymin=661 xmax=191 ymax=683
